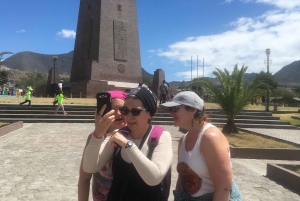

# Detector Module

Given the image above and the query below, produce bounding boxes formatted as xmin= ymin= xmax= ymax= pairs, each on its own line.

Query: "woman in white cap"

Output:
xmin=161 ymin=91 xmax=242 ymax=201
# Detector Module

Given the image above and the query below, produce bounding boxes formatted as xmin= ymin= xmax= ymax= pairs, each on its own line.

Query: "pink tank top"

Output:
xmin=178 ymin=123 xmax=223 ymax=197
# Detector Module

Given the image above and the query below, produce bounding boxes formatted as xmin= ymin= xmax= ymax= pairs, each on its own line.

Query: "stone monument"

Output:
xmin=47 ymin=68 xmax=59 ymax=85
xmin=46 ymin=68 xmax=60 ymax=96
xmin=151 ymin=69 xmax=165 ymax=97
xmin=70 ymin=0 xmax=142 ymax=98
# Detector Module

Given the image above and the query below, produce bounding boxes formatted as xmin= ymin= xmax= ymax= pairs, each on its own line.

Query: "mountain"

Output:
xmin=1 ymin=51 xmax=300 ymax=85
xmin=1 ymin=51 xmax=73 ymax=75
xmin=142 ymin=68 xmax=153 ymax=81
xmin=273 ymin=60 xmax=300 ymax=86
xmin=1 ymin=51 xmax=153 ymax=78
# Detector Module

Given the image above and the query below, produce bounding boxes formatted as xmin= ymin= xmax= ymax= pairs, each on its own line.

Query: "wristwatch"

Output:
xmin=125 ymin=141 xmax=133 ymax=149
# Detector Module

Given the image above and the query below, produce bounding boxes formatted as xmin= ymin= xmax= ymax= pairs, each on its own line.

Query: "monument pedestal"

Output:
xmin=70 ymin=80 xmax=138 ymax=98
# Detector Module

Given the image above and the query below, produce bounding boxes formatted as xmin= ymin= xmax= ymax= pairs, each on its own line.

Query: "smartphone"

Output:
xmin=96 ymin=92 xmax=112 ymax=116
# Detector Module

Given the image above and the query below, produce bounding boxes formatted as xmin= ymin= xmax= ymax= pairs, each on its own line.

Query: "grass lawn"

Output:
xmin=0 ymin=97 xmax=97 ymax=105
xmin=279 ymin=165 xmax=300 ymax=174
xmin=215 ymin=127 xmax=300 ymax=149
xmin=273 ymin=113 xmax=300 ymax=127
xmin=0 ymin=122 xmax=9 ymax=128
xmin=225 ymin=131 xmax=300 ymax=149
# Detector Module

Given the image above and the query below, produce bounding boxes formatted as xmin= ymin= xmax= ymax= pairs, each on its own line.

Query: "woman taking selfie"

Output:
xmin=78 ymin=90 xmax=126 ymax=201
xmin=83 ymin=87 xmax=173 ymax=201
xmin=161 ymin=91 xmax=242 ymax=201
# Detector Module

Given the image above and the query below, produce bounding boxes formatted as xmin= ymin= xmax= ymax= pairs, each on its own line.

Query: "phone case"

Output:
xmin=96 ymin=92 xmax=112 ymax=115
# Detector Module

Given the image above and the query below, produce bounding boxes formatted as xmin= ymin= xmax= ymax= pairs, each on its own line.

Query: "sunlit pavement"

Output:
xmin=0 ymin=124 xmax=299 ymax=200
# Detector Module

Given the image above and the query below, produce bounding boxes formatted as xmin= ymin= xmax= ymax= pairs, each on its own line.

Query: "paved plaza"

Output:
xmin=0 ymin=123 xmax=300 ymax=201
xmin=243 ymin=128 xmax=300 ymax=145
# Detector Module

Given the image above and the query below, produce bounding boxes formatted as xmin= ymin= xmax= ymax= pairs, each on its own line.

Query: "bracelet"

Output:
xmin=92 ymin=131 xmax=103 ymax=139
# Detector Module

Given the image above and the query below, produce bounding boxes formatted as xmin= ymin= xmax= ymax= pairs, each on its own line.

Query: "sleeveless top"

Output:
xmin=106 ymin=147 xmax=161 ymax=201
xmin=177 ymin=123 xmax=231 ymax=197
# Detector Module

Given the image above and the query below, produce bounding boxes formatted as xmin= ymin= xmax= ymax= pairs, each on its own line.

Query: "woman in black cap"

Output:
xmin=83 ymin=87 xmax=173 ymax=201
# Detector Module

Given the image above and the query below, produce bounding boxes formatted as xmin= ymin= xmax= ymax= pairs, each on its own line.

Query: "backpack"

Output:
xmin=159 ymin=84 xmax=167 ymax=94
xmin=118 ymin=125 xmax=171 ymax=201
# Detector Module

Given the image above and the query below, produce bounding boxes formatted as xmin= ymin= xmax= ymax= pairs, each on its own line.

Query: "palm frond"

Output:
xmin=190 ymin=64 xmax=265 ymax=126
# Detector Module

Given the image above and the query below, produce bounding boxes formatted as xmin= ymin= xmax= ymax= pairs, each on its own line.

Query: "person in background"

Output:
xmin=159 ymin=80 xmax=168 ymax=104
xmin=83 ymin=87 xmax=173 ymax=201
xmin=78 ymin=90 xmax=126 ymax=201
xmin=20 ymin=87 xmax=33 ymax=107
xmin=54 ymin=90 xmax=69 ymax=115
xmin=58 ymin=80 xmax=63 ymax=91
xmin=161 ymin=91 xmax=242 ymax=201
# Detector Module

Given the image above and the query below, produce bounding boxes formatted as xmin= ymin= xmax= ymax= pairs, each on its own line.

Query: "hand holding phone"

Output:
xmin=96 ymin=92 xmax=112 ymax=116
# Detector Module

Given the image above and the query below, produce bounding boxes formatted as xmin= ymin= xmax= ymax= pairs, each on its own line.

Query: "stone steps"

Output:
xmin=0 ymin=104 xmax=298 ymax=129
xmin=0 ymin=114 xmax=287 ymax=125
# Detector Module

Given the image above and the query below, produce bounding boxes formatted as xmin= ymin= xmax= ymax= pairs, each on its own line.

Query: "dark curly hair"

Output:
xmin=184 ymin=106 xmax=209 ymax=123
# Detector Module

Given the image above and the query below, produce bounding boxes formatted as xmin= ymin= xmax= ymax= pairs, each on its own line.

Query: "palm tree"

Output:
xmin=190 ymin=64 xmax=264 ymax=134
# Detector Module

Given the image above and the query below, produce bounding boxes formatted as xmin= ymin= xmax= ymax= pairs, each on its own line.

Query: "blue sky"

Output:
xmin=1 ymin=0 xmax=300 ymax=82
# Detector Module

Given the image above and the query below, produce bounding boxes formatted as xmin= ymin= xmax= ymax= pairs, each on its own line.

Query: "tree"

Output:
xmin=15 ymin=71 xmax=47 ymax=90
xmin=0 ymin=51 xmax=13 ymax=62
xmin=190 ymin=64 xmax=264 ymax=134
xmin=0 ymin=70 xmax=9 ymax=90
xmin=293 ymin=84 xmax=300 ymax=98
xmin=272 ymin=88 xmax=294 ymax=104
xmin=253 ymin=71 xmax=277 ymax=93
xmin=61 ymin=77 xmax=70 ymax=84
xmin=142 ymin=76 xmax=152 ymax=87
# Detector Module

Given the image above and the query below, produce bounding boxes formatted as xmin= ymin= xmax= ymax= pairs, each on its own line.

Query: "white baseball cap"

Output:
xmin=161 ymin=91 xmax=204 ymax=111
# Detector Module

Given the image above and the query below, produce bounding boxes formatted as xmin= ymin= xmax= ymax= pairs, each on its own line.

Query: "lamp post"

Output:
xmin=265 ymin=49 xmax=271 ymax=112
xmin=53 ymin=56 xmax=58 ymax=84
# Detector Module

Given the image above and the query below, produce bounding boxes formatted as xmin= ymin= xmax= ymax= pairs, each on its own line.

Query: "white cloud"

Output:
xmin=157 ymin=5 xmax=300 ymax=80
xmin=224 ymin=0 xmax=234 ymax=3
xmin=17 ymin=30 xmax=25 ymax=33
xmin=57 ymin=29 xmax=76 ymax=38
xmin=255 ymin=0 xmax=300 ymax=10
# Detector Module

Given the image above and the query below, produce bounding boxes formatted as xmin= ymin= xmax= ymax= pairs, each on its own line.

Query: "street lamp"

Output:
xmin=265 ymin=49 xmax=271 ymax=112
xmin=53 ymin=56 xmax=58 ymax=84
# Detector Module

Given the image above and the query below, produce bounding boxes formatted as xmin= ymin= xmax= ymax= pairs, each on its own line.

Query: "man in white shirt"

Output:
xmin=58 ymin=80 xmax=63 ymax=91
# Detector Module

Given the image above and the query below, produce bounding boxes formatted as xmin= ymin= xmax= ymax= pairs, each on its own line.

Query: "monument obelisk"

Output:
xmin=70 ymin=0 xmax=142 ymax=97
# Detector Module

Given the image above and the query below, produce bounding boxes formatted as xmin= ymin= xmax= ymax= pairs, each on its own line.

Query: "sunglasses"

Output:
xmin=119 ymin=107 xmax=147 ymax=116
xmin=169 ymin=106 xmax=182 ymax=113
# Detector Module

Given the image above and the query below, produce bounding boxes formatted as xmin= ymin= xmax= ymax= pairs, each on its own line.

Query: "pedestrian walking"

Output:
xmin=20 ymin=87 xmax=33 ymax=107
xmin=54 ymin=90 xmax=69 ymax=115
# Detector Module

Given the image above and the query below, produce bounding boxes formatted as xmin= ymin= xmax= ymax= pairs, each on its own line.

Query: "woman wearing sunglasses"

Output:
xmin=83 ymin=87 xmax=173 ymax=201
xmin=78 ymin=90 xmax=126 ymax=201
xmin=161 ymin=91 xmax=242 ymax=201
